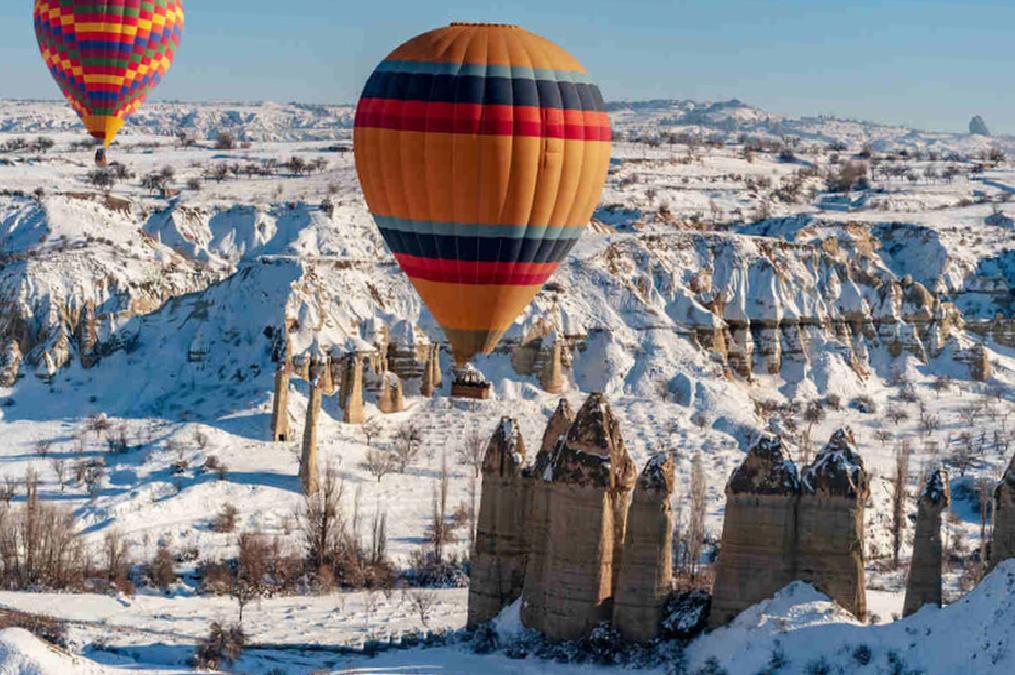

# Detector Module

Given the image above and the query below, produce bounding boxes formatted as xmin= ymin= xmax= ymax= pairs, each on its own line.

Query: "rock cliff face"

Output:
xmin=710 ymin=434 xmax=801 ymax=627
xmin=990 ymin=454 xmax=1015 ymax=571
xmin=467 ymin=418 xmax=528 ymax=627
xmin=613 ymin=453 xmax=675 ymax=642
xmin=0 ymin=340 xmax=21 ymax=387
xmin=797 ymin=427 xmax=870 ymax=620
xmin=711 ymin=428 xmax=869 ymax=625
xmin=903 ymin=467 xmax=950 ymax=617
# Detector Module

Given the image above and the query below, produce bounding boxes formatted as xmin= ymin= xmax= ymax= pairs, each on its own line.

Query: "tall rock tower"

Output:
xmin=613 ymin=453 xmax=675 ymax=642
xmin=710 ymin=434 xmax=801 ymax=627
xmin=467 ymin=418 xmax=528 ymax=627
xmin=521 ymin=393 xmax=637 ymax=641
xmin=797 ymin=427 xmax=870 ymax=620
xmin=903 ymin=467 xmax=950 ymax=616
xmin=270 ymin=363 xmax=290 ymax=441
xmin=299 ymin=357 xmax=323 ymax=495
xmin=342 ymin=355 xmax=365 ymax=425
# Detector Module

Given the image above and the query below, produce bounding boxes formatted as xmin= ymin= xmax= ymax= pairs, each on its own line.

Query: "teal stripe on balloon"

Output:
xmin=372 ymin=215 xmax=585 ymax=240
xmin=375 ymin=59 xmax=595 ymax=84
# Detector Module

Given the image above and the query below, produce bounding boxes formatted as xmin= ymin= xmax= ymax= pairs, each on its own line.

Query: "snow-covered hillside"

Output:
xmin=1 ymin=98 xmax=1015 ymax=673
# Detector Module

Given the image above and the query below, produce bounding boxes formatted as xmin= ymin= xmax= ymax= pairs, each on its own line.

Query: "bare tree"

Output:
xmin=50 ymin=459 xmax=66 ymax=493
xmin=299 ymin=467 xmax=346 ymax=574
xmin=407 ymin=589 xmax=437 ymax=629
xmin=687 ymin=453 xmax=707 ymax=580
xmin=977 ymin=478 xmax=993 ymax=574
xmin=891 ymin=441 xmax=911 ymax=568
xmin=886 ymin=404 xmax=910 ymax=426
xmin=362 ymin=419 xmax=382 ymax=448
xmin=456 ymin=427 xmax=487 ymax=478
xmin=361 ymin=449 xmax=395 ymax=483
xmin=392 ymin=423 xmax=422 ymax=473
xmin=950 ymin=432 xmax=977 ymax=477
xmin=428 ymin=455 xmax=453 ymax=565
xmin=919 ymin=412 xmax=941 ymax=437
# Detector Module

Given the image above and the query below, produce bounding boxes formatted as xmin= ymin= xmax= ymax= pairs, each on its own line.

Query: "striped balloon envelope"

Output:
xmin=33 ymin=0 xmax=185 ymax=149
xmin=355 ymin=23 xmax=611 ymax=366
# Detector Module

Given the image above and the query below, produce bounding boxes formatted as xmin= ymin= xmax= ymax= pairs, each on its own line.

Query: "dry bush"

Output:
xmin=212 ymin=503 xmax=239 ymax=533
xmin=298 ymin=469 xmax=396 ymax=591
xmin=193 ymin=621 xmax=244 ymax=670
xmin=150 ymin=545 xmax=176 ymax=591
xmin=0 ymin=608 xmax=67 ymax=647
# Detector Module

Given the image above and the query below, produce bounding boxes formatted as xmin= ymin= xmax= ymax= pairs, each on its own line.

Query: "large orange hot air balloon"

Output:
xmin=34 ymin=0 xmax=185 ymax=165
xmin=355 ymin=23 xmax=611 ymax=385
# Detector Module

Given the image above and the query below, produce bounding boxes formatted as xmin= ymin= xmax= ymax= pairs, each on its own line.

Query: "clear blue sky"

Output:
xmin=3 ymin=0 xmax=1013 ymax=134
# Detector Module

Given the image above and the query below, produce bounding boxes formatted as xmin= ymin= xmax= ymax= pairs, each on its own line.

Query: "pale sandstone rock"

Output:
xmin=467 ymin=418 xmax=528 ymax=627
xmin=522 ymin=393 xmax=636 ymax=641
xmin=613 ymin=453 xmax=675 ymax=642
xmin=797 ymin=427 xmax=869 ymax=620
xmin=710 ymin=434 xmax=800 ymax=627
xmin=342 ymin=355 xmax=364 ymax=425
xmin=299 ymin=358 xmax=322 ymax=495
xmin=270 ymin=363 xmax=290 ymax=441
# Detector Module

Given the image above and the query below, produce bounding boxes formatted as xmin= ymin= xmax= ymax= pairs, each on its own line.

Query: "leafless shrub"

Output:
xmin=361 ymin=448 xmax=396 ymax=483
xmin=392 ymin=423 xmax=422 ymax=473
xmin=214 ymin=131 xmax=236 ymax=150
xmin=212 ymin=503 xmax=239 ymax=534
xmin=193 ymin=621 xmax=245 ymax=670
xmin=150 ymin=545 xmax=176 ymax=591
xmin=456 ymin=428 xmax=486 ymax=478
xmin=406 ymin=589 xmax=438 ymax=628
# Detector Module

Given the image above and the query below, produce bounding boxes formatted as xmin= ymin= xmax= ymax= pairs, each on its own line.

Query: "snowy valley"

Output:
xmin=1 ymin=99 xmax=1015 ymax=673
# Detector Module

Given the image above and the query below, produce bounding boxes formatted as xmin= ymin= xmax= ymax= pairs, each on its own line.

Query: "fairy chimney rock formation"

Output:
xmin=711 ymin=428 xmax=870 ymax=626
xmin=270 ymin=363 xmax=290 ymax=441
xmin=343 ymin=355 xmax=365 ymax=425
xmin=467 ymin=418 xmax=528 ymax=627
xmin=540 ymin=398 xmax=576 ymax=455
xmin=903 ymin=467 xmax=950 ymax=617
xmin=377 ymin=372 xmax=404 ymax=414
xmin=540 ymin=338 xmax=566 ymax=394
xmin=521 ymin=393 xmax=637 ymax=641
xmin=710 ymin=433 xmax=801 ymax=627
xmin=990 ymin=454 xmax=1015 ymax=570
xmin=613 ymin=453 xmax=675 ymax=642
xmin=517 ymin=398 xmax=577 ymax=629
xmin=299 ymin=358 xmax=323 ymax=495
xmin=797 ymin=427 xmax=869 ymax=620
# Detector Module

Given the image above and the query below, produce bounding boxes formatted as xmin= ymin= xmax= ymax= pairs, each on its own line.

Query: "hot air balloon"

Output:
xmin=33 ymin=0 xmax=185 ymax=166
xmin=355 ymin=23 xmax=611 ymax=397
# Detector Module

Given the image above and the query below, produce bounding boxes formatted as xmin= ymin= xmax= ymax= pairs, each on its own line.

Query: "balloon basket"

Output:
xmin=451 ymin=366 xmax=491 ymax=400
xmin=94 ymin=148 xmax=108 ymax=167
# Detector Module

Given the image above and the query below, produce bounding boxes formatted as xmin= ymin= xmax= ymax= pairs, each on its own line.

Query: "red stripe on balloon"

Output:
xmin=393 ymin=254 xmax=559 ymax=285
xmin=355 ymin=98 xmax=611 ymax=141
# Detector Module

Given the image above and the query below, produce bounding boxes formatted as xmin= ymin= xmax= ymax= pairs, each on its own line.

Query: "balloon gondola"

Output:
xmin=354 ymin=23 xmax=612 ymax=397
xmin=33 ymin=0 xmax=185 ymax=166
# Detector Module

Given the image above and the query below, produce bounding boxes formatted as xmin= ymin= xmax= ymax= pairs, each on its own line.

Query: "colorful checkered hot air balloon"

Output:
xmin=34 ymin=0 xmax=185 ymax=165
xmin=355 ymin=23 xmax=611 ymax=385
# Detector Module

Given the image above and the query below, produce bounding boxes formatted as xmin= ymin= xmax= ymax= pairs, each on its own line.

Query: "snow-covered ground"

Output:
xmin=0 ymin=99 xmax=1014 ymax=673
